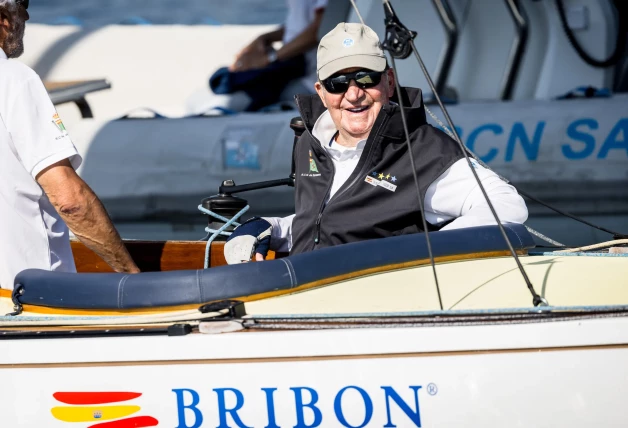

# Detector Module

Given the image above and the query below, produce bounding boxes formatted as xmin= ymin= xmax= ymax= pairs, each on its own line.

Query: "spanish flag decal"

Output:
xmin=51 ymin=392 xmax=158 ymax=427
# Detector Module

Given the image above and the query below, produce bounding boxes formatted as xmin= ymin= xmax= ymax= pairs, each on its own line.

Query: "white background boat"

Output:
xmin=16 ymin=0 xmax=628 ymax=245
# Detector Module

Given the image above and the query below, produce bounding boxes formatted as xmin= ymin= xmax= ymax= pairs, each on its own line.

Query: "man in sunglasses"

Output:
xmin=0 ymin=0 xmax=139 ymax=289
xmin=225 ymin=22 xmax=527 ymax=263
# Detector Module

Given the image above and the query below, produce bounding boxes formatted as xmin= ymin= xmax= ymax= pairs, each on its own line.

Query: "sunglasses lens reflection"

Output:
xmin=324 ymin=70 xmax=383 ymax=94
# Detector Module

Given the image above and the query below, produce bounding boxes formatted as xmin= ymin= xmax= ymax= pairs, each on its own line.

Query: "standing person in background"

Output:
xmin=0 ymin=0 xmax=139 ymax=289
xmin=209 ymin=0 xmax=327 ymax=111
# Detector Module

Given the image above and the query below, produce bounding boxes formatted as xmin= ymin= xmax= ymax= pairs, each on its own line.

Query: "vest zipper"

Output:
xmin=312 ymin=118 xmax=388 ymax=248
xmin=324 ymin=130 xmax=381 ymax=207
xmin=325 ymin=111 xmax=391 ymax=208
xmin=314 ymin=213 xmax=322 ymax=244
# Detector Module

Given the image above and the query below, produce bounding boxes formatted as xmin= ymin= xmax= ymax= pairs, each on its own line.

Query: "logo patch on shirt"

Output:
xmin=365 ymin=171 xmax=397 ymax=192
xmin=309 ymin=150 xmax=319 ymax=173
xmin=52 ymin=113 xmax=67 ymax=133
xmin=343 ymin=38 xmax=354 ymax=47
xmin=301 ymin=150 xmax=321 ymax=177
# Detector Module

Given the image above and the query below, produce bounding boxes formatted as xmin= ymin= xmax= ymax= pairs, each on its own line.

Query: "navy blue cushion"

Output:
xmin=14 ymin=224 xmax=533 ymax=309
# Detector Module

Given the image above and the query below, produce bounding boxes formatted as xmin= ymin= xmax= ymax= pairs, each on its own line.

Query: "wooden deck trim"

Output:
xmin=71 ymin=239 xmax=278 ymax=273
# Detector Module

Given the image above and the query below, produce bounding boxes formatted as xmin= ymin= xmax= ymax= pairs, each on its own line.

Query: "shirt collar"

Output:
xmin=0 ymin=48 xmax=7 ymax=60
xmin=311 ymin=110 xmax=367 ymax=160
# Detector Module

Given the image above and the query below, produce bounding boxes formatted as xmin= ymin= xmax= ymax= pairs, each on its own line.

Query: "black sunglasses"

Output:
xmin=322 ymin=69 xmax=384 ymax=94
xmin=16 ymin=0 xmax=29 ymax=10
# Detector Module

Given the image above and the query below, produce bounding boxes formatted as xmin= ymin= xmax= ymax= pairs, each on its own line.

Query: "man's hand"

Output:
xmin=224 ymin=218 xmax=272 ymax=264
xmin=37 ymin=159 xmax=140 ymax=274
xmin=230 ymin=37 xmax=267 ymax=72
xmin=230 ymin=51 xmax=269 ymax=72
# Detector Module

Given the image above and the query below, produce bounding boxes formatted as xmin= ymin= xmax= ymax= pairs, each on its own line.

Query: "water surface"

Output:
xmin=28 ymin=0 xmax=287 ymax=26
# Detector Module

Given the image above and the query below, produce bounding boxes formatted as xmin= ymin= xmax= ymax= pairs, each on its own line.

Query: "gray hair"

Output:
xmin=0 ymin=0 xmax=17 ymax=9
xmin=0 ymin=0 xmax=18 ymax=16
xmin=0 ymin=0 xmax=25 ymax=58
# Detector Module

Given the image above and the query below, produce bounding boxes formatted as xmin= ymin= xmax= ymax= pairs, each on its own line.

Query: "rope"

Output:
xmin=198 ymin=204 xmax=250 ymax=268
xmin=524 ymin=226 xmax=565 ymax=247
xmin=560 ymin=239 xmax=628 ymax=254
xmin=425 ymin=105 xmax=457 ymax=140
xmin=348 ymin=0 xmax=366 ymax=25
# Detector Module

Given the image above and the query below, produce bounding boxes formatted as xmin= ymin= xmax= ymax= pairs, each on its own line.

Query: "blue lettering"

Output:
xmin=291 ymin=387 xmax=322 ymax=428
xmin=598 ymin=118 xmax=628 ymax=159
xmin=214 ymin=388 xmax=252 ymax=428
xmin=334 ymin=386 xmax=373 ymax=428
xmin=381 ymin=386 xmax=422 ymax=427
xmin=173 ymin=388 xmax=203 ymax=428
xmin=562 ymin=118 xmax=598 ymax=159
xmin=466 ymin=124 xmax=503 ymax=163
xmin=262 ymin=388 xmax=280 ymax=428
xmin=506 ymin=121 xmax=545 ymax=161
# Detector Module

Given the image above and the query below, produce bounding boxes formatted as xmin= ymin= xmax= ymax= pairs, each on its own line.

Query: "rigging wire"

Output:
xmin=348 ymin=0 xmax=365 ymax=25
xmin=353 ymin=0 xmax=624 ymax=255
xmin=350 ymin=0 xmax=443 ymax=309
xmin=375 ymin=0 xmax=547 ymax=306
xmin=389 ymin=55 xmax=444 ymax=310
xmin=407 ymin=32 xmax=546 ymax=307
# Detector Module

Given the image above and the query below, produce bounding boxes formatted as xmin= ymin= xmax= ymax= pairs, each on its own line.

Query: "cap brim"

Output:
xmin=318 ymin=55 xmax=387 ymax=81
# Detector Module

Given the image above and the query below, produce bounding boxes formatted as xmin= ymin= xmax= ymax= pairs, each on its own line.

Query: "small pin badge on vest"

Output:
xmin=365 ymin=171 xmax=397 ymax=192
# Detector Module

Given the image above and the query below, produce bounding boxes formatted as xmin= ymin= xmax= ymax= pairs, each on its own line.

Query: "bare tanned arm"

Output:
xmin=36 ymin=159 xmax=140 ymax=274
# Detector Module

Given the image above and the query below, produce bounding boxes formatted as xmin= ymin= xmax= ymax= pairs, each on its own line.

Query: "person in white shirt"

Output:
xmin=230 ymin=0 xmax=327 ymax=80
xmin=224 ymin=22 xmax=527 ymax=263
xmin=210 ymin=0 xmax=327 ymax=111
xmin=0 ymin=0 xmax=139 ymax=290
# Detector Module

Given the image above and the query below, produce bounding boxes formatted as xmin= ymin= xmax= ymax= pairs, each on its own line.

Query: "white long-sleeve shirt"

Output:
xmin=265 ymin=111 xmax=527 ymax=252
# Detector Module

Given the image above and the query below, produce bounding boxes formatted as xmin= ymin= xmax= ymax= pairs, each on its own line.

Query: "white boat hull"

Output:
xmin=3 ymin=316 xmax=628 ymax=427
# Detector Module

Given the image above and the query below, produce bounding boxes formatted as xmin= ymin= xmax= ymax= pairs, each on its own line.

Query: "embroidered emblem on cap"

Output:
xmin=343 ymin=38 xmax=354 ymax=47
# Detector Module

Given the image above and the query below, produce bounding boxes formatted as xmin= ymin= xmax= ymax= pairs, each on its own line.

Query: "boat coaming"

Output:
xmin=1 ymin=225 xmax=627 ymax=316
xmin=3 ymin=225 xmax=535 ymax=316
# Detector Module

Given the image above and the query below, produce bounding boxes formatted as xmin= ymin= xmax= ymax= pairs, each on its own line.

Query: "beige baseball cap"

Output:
xmin=317 ymin=22 xmax=387 ymax=81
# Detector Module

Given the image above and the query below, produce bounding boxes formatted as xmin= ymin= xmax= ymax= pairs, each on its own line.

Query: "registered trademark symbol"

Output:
xmin=427 ymin=383 xmax=438 ymax=396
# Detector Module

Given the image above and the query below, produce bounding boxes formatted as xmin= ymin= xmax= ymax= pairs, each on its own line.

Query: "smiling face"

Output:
xmin=315 ymin=67 xmax=395 ymax=147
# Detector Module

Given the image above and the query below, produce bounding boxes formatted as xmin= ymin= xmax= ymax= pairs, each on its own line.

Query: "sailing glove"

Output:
xmin=224 ymin=217 xmax=272 ymax=264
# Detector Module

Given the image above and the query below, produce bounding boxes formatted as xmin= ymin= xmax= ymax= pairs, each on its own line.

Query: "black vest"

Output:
xmin=290 ymin=87 xmax=463 ymax=255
